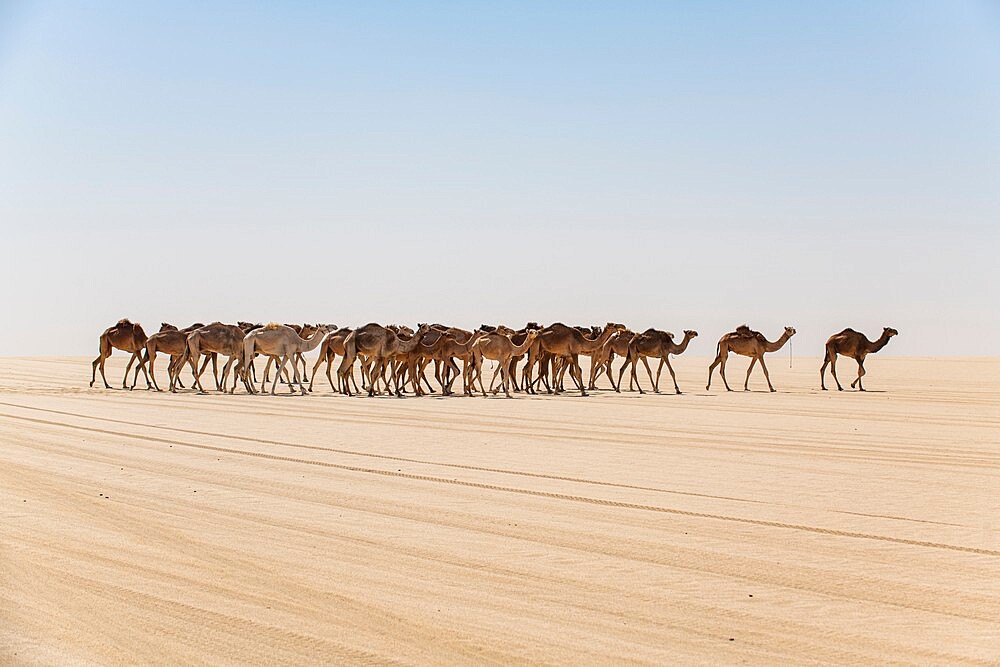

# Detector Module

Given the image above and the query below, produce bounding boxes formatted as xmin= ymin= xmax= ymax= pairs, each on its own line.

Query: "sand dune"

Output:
xmin=1 ymin=355 xmax=998 ymax=665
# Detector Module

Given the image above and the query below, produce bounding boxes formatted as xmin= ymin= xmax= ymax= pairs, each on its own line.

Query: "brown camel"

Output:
xmin=91 ymin=319 xmax=149 ymax=389
xmin=623 ymin=329 xmax=698 ymax=394
xmin=470 ymin=329 xmax=541 ymax=397
xmin=181 ymin=322 xmax=252 ymax=394
xmin=588 ymin=329 xmax=636 ymax=390
xmin=821 ymin=327 xmax=898 ymax=391
xmin=242 ymin=323 xmax=333 ymax=395
xmin=435 ymin=330 xmax=490 ymax=396
xmin=707 ymin=325 xmax=796 ymax=392
xmin=393 ymin=327 xmax=473 ymax=397
xmin=308 ymin=327 xmax=355 ymax=393
xmin=132 ymin=322 xmax=204 ymax=391
xmin=338 ymin=324 xmax=431 ymax=396
xmin=526 ymin=323 xmax=626 ymax=396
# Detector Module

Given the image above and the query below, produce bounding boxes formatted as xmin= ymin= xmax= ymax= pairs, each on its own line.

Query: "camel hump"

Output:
xmin=117 ymin=318 xmax=133 ymax=326
xmin=735 ymin=324 xmax=753 ymax=335
xmin=837 ymin=327 xmax=858 ymax=335
xmin=264 ymin=322 xmax=282 ymax=331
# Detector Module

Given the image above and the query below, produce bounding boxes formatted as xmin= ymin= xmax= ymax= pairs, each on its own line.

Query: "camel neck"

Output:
xmin=673 ymin=333 xmax=695 ymax=354
xmin=868 ymin=333 xmax=892 ymax=353
xmin=764 ymin=332 xmax=790 ymax=353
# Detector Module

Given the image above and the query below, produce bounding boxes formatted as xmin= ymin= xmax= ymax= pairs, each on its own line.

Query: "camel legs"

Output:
xmin=91 ymin=352 xmax=111 ymax=389
xmin=122 ymin=352 xmax=138 ymax=389
xmin=628 ymin=352 xmax=644 ymax=394
xmin=640 ymin=355 xmax=656 ymax=392
xmin=744 ymin=357 xmax=756 ymax=391
xmin=146 ymin=350 xmax=162 ymax=391
xmin=270 ymin=354 xmax=291 ymax=395
xmin=308 ymin=352 xmax=327 ymax=392
xmin=757 ymin=355 xmax=776 ymax=392
xmin=662 ymin=356 xmax=681 ymax=394
xmin=850 ymin=355 xmax=867 ymax=391
xmin=336 ymin=354 xmax=355 ymax=396
xmin=820 ymin=348 xmax=842 ymax=391
xmin=707 ymin=351 xmax=732 ymax=391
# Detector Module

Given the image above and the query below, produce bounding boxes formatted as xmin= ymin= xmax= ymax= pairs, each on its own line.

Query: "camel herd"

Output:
xmin=89 ymin=319 xmax=899 ymax=397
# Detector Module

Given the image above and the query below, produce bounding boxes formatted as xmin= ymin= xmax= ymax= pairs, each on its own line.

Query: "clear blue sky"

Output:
xmin=1 ymin=1 xmax=998 ymax=355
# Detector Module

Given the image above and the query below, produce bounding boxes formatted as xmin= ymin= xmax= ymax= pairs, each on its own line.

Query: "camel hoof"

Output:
xmin=822 ymin=387 xmax=827 ymax=391
xmin=770 ymin=388 xmax=776 ymax=393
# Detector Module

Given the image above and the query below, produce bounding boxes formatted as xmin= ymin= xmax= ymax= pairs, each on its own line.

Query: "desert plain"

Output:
xmin=1 ymin=354 xmax=998 ymax=665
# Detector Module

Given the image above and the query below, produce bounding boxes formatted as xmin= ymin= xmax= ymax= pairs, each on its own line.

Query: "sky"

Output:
xmin=1 ymin=1 xmax=998 ymax=356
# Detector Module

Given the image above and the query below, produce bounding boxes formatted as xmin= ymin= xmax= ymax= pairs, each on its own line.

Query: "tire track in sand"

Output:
xmin=2 ymin=409 xmax=997 ymax=558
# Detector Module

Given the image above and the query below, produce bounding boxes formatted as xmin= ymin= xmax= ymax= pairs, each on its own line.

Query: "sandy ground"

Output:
xmin=1 ymin=354 xmax=998 ymax=665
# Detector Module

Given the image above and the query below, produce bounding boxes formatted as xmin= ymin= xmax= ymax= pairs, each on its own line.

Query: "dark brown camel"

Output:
xmin=91 ymin=319 xmax=149 ymax=389
xmin=821 ymin=327 xmax=898 ymax=391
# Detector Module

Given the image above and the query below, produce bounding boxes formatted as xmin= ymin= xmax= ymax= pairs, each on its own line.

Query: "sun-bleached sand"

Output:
xmin=1 ymin=355 xmax=998 ymax=665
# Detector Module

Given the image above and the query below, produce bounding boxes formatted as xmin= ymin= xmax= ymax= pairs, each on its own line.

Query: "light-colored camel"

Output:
xmin=260 ymin=324 xmax=321 ymax=384
xmin=623 ymin=329 xmax=698 ymax=394
xmin=527 ymin=323 xmax=626 ymax=396
xmin=707 ymin=325 xmax=796 ymax=392
xmin=338 ymin=324 xmax=431 ymax=396
xmin=132 ymin=322 xmax=204 ymax=391
xmin=821 ymin=327 xmax=898 ymax=391
xmin=470 ymin=330 xmax=541 ymax=397
xmin=181 ymin=322 xmax=252 ymax=394
xmin=91 ymin=319 xmax=149 ymax=389
xmin=242 ymin=323 xmax=333 ymax=395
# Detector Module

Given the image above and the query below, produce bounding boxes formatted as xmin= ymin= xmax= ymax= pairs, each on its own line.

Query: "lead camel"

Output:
xmin=820 ymin=327 xmax=898 ymax=391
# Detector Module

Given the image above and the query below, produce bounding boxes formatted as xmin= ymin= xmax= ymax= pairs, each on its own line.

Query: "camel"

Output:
xmin=337 ymin=324 xmax=431 ymax=397
xmin=91 ymin=319 xmax=149 ymax=389
xmin=260 ymin=324 xmax=321 ymax=383
xmin=470 ymin=329 xmax=541 ymax=397
xmin=525 ymin=323 xmax=627 ymax=396
xmin=242 ymin=323 xmax=333 ymax=395
xmin=181 ymin=322 xmax=252 ymax=394
xmin=588 ymin=329 xmax=636 ymax=390
xmin=707 ymin=325 xmax=796 ymax=392
xmin=821 ymin=327 xmax=898 ymax=391
xmin=435 ymin=330 xmax=490 ymax=396
xmin=308 ymin=327 xmax=355 ymax=393
xmin=131 ymin=322 xmax=204 ymax=391
xmin=393 ymin=327 xmax=474 ymax=397
xmin=623 ymin=329 xmax=698 ymax=394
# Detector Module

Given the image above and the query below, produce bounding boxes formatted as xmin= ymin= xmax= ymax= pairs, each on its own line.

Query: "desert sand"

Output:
xmin=1 ymin=355 xmax=998 ymax=665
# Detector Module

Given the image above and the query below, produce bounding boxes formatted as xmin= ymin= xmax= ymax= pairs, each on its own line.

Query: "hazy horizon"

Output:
xmin=2 ymin=2 xmax=998 ymax=357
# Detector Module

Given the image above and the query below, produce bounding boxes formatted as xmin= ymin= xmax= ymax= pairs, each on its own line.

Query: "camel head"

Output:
xmin=784 ymin=326 xmax=797 ymax=337
xmin=159 ymin=323 xmax=178 ymax=332
xmin=683 ymin=330 xmax=698 ymax=339
xmin=883 ymin=327 xmax=899 ymax=338
xmin=496 ymin=325 xmax=516 ymax=335
xmin=606 ymin=322 xmax=628 ymax=334
xmin=524 ymin=322 xmax=541 ymax=330
xmin=478 ymin=324 xmax=497 ymax=333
